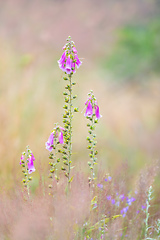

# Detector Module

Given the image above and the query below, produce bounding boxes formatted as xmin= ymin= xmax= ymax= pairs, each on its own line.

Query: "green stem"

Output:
xmin=68 ymin=73 xmax=72 ymax=183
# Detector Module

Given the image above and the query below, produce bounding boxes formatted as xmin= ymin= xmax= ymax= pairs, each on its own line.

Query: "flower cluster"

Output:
xmin=45 ymin=126 xmax=65 ymax=152
xmin=20 ymin=150 xmax=35 ymax=174
xmin=58 ymin=36 xmax=82 ymax=74
xmin=84 ymin=94 xmax=102 ymax=120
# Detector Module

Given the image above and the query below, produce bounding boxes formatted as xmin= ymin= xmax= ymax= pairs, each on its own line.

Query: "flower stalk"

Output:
xmin=84 ymin=90 xmax=101 ymax=187
xmin=46 ymin=124 xmax=64 ymax=192
xmin=19 ymin=146 xmax=35 ymax=198
xmin=58 ymin=36 xmax=82 ymax=185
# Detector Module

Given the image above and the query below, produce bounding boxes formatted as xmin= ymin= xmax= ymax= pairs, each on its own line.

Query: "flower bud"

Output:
xmin=74 ymin=108 xmax=79 ymax=112
xmin=57 ymin=158 xmax=60 ymax=163
xmin=48 ymin=184 xmax=52 ymax=188
xmin=28 ymin=177 xmax=32 ymax=181
xmin=63 ymin=92 xmax=68 ymax=96
xmin=61 ymin=166 xmax=66 ymax=171
xmin=72 ymin=82 xmax=76 ymax=85
xmin=50 ymin=168 xmax=55 ymax=173
xmin=63 ymin=77 xmax=68 ymax=80
xmin=88 ymin=162 xmax=91 ymax=166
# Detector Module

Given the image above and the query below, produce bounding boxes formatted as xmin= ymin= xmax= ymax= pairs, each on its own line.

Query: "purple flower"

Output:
xmin=106 ymin=195 xmax=111 ymax=200
xmin=45 ymin=132 xmax=54 ymax=151
xmin=65 ymin=56 xmax=72 ymax=74
xmin=72 ymin=46 xmax=77 ymax=53
xmin=121 ymin=206 xmax=129 ymax=217
xmin=27 ymin=154 xmax=35 ymax=174
xmin=71 ymin=61 xmax=76 ymax=73
xmin=111 ymin=199 xmax=115 ymax=205
xmin=58 ymin=51 xmax=66 ymax=71
xmin=142 ymin=205 xmax=146 ymax=209
xmin=108 ymin=176 xmax=112 ymax=181
xmin=95 ymin=105 xmax=101 ymax=119
xmin=84 ymin=101 xmax=93 ymax=117
xmin=97 ymin=183 xmax=103 ymax=189
xmin=74 ymin=54 xmax=82 ymax=68
xmin=20 ymin=154 xmax=24 ymax=165
xmin=127 ymin=197 xmax=136 ymax=206
xmin=59 ymin=131 xmax=64 ymax=144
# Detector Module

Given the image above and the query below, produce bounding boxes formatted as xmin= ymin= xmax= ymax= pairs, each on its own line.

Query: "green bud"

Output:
xmin=94 ymin=119 xmax=98 ymax=123
xmin=65 ymin=97 xmax=69 ymax=103
xmin=63 ymin=145 xmax=67 ymax=149
xmin=88 ymin=131 xmax=92 ymax=134
xmin=87 ymin=123 xmax=90 ymax=127
xmin=63 ymin=105 xmax=68 ymax=109
xmin=72 ymin=82 xmax=76 ymax=85
xmin=61 ymin=166 xmax=66 ymax=171
xmin=95 ymin=150 xmax=98 ymax=155
xmin=49 ymin=162 xmax=53 ymax=166
xmin=58 ymin=149 xmax=62 ymax=153
xmin=63 ymin=156 xmax=68 ymax=160
xmin=22 ymin=179 xmax=26 ymax=183
xmin=28 ymin=177 xmax=32 ymax=181
xmin=63 ymin=92 xmax=68 ymax=96
xmin=48 ymin=184 xmax=52 ymax=188
xmin=86 ymin=136 xmax=90 ymax=141
xmin=57 ymin=158 xmax=60 ymax=163
xmin=74 ymin=108 xmax=79 ymax=112
xmin=50 ymin=168 xmax=55 ymax=173
xmin=73 ymin=95 xmax=77 ymax=99
xmin=65 ymin=173 xmax=69 ymax=178
xmin=63 ymin=160 xmax=68 ymax=165
xmin=90 ymin=166 xmax=93 ymax=170
xmin=87 ymin=145 xmax=91 ymax=149
xmin=49 ymin=156 xmax=53 ymax=159
xmin=22 ymin=164 xmax=25 ymax=167
xmin=88 ymin=162 xmax=91 ymax=166
xmin=22 ymin=169 xmax=25 ymax=173
xmin=63 ymin=114 xmax=68 ymax=118
xmin=89 ymin=154 xmax=93 ymax=158
xmin=49 ymin=174 xmax=53 ymax=178
xmin=63 ymin=77 xmax=68 ymax=81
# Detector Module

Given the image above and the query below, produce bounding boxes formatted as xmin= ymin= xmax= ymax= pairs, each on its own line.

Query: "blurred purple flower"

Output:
xmin=127 ymin=197 xmax=136 ymax=206
xmin=111 ymin=199 xmax=115 ymax=205
xmin=97 ymin=183 xmax=103 ymax=189
xmin=106 ymin=195 xmax=111 ymax=200
xmin=121 ymin=206 xmax=129 ymax=217
xmin=142 ymin=205 xmax=146 ymax=209
xmin=27 ymin=154 xmax=36 ymax=174
xmin=72 ymin=46 xmax=77 ymax=53
xmin=45 ymin=132 xmax=54 ymax=151
xmin=108 ymin=176 xmax=112 ymax=181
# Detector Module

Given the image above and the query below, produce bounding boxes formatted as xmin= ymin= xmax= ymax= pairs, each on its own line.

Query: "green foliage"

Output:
xmin=105 ymin=19 xmax=160 ymax=82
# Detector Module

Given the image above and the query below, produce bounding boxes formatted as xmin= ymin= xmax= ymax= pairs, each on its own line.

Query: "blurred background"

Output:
xmin=0 ymin=0 xmax=160 ymax=189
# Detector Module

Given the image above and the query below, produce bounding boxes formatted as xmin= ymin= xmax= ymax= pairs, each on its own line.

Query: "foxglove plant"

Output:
xmin=19 ymin=146 xmax=35 ymax=197
xmin=45 ymin=124 xmax=65 ymax=190
xmin=84 ymin=90 xmax=102 ymax=187
xmin=58 ymin=36 xmax=82 ymax=185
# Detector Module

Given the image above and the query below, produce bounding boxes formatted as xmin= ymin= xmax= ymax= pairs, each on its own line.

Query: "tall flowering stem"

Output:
xmin=84 ymin=90 xmax=102 ymax=187
xmin=58 ymin=36 xmax=82 ymax=185
xmin=45 ymin=124 xmax=64 ymax=193
xmin=19 ymin=146 xmax=35 ymax=197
